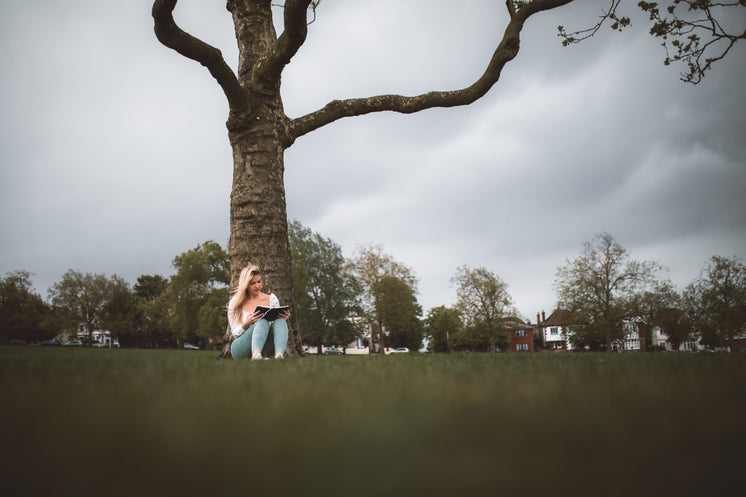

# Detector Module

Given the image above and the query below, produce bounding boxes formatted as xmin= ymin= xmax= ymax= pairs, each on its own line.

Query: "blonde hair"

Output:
xmin=228 ymin=264 xmax=261 ymax=323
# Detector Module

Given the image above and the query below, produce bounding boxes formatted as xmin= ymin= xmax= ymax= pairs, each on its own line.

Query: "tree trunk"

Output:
xmin=638 ymin=322 xmax=649 ymax=352
xmin=487 ymin=317 xmax=496 ymax=353
xmin=216 ymin=117 xmax=304 ymax=358
xmin=214 ymin=1 xmax=305 ymax=359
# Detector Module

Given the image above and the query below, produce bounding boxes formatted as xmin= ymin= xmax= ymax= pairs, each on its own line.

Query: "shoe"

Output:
xmin=274 ymin=353 xmax=284 ymax=359
xmin=252 ymin=353 xmax=262 ymax=360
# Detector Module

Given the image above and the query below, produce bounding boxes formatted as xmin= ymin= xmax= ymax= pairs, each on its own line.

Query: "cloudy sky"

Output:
xmin=1 ymin=0 xmax=745 ymax=322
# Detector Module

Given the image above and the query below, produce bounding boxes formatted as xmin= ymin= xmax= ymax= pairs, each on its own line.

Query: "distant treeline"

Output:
xmin=1 ymin=228 xmax=744 ymax=353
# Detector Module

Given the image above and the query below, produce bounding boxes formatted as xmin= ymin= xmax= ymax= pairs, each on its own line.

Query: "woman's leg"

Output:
xmin=230 ymin=325 xmax=254 ymax=359
xmin=271 ymin=319 xmax=289 ymax=357
xmin=251 ymin=319 xmax=270 ymax=357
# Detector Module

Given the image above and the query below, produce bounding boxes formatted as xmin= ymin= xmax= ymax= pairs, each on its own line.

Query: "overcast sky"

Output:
xmin=1 ymin=0 xmax=744 ymax=322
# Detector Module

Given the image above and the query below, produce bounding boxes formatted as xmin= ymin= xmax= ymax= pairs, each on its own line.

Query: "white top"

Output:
xmin=228 ymin=293 xmax=281 ymax=338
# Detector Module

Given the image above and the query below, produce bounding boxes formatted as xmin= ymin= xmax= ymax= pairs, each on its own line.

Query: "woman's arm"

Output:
xmin=228 ymin=310 xmax=246 ymax=338
xmin=229 ymin=309 xmax=261 ymax=337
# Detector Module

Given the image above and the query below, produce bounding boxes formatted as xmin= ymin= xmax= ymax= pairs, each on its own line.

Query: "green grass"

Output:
xmin=2 ymin=346 xmax=744 ymax=497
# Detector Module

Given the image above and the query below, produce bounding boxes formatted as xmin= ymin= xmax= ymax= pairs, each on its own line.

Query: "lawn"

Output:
xmin=1 ymin=346 xmax=744 ymax=496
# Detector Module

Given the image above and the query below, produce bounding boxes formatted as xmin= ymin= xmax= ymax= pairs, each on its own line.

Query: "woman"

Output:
xmin=227 ymin=264 xmax=290 ymax=359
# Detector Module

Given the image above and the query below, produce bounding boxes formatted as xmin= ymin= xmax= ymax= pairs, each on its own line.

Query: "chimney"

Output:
xmin=537 ymin=312 xmax=541 ymax=326
xmin=542 ymin=310 xmax=546 ymax=323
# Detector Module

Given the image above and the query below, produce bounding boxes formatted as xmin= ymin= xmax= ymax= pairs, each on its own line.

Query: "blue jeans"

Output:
xmin=230 ymin=318 xmax=289 ymax=359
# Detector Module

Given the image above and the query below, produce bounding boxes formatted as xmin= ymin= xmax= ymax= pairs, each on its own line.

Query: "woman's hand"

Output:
xmin=241 ymin=309 xmax=262 ymax=329
xmin=279 ymin=308 xmax=291 ymax=320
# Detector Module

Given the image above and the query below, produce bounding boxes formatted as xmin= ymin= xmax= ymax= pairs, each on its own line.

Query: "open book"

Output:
xmin=254 ymin=305 xmax=290 ymax=321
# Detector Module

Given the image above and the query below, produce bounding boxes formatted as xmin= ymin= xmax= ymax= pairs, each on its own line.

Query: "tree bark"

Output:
xmin=225 ymin=116 xmax=304 ymax=357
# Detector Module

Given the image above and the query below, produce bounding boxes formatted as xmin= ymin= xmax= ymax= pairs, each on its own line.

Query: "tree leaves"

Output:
xmin=554 ymin=233 xmax=665 ymax=350
xmin=452 ymin=265 xmax=514 ymax=352
xmin=289 ymin=220 xmax=363 ymax=349
xmin=684 ymin=255 xmax=746 ymax=346
xmin=560 ymin=0 xmax=745 ymax=84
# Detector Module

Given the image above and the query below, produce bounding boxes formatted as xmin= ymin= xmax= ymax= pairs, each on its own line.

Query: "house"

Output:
xmin=536 ymin=310 xmax=574 ymax=351
xmin=614 ymin=321 xmax=643 ymax=352
xmin=649 ymin=325 xmax=703 ymax=352
xmin=536 ymin=306 xmax=746 ymax=353
xmin=537 ymin=310 xmax=705 ymax=352
xmin=503 ymin=317 xmax=535 ymax=352
xmin=75 ymin=328 xmax=120 ymax=348
xmin=537 ymin=310 xmax=643 ymax=352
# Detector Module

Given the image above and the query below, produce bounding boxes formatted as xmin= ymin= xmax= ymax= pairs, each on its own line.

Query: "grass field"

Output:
xmin=1 ymin=346 xmax=744 ymax=496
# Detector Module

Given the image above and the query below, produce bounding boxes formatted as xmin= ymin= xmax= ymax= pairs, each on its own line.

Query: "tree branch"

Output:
xmin=506 ymin=0 xmax=517 ymax=19
xmin=288 ymin=0 xmax=574 ymax=141
xmin=255 ymin=0 xmax=314 ymax=86
xmin=152 ymin=0 xmax=249 ymax=112
xmin=561 ymin=0 xmax=746 ymax=84
xmin=641 ymin=0 xmax=746 ymax=84
xmin=557 ymin=0 xmax=627 ymax=45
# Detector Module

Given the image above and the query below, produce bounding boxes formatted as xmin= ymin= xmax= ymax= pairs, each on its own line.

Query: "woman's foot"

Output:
xmin=274 ymin=353 xmax=284 ymax=359
xmin=252 ymin=353 xmax=263 ymax=360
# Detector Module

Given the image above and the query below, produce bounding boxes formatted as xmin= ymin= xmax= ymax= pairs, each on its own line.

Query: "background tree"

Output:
xmin=152 ymin=1 xmax=744 ymax=358
xmin=374 ymin=275 xmax=423 ymax=351
xmin=563 ymin=320 xmax=608 ymax=352
xmin=683 ymin=255 xmax=746 ymax=348
xmin=168 ymin=241 xmax=230 ymax=347
xmin=197 ymin=287 xmax=230 ymax=346
xmin=554 ymin=233 xmax=665 ymax=351
xmin=349 ymin=244 xmax=417 ymax=353
xmin=630 ymin=280 xmax=681 ymax=350
xmin=48 ymin=270 xmax=116 ymax=343
xmin=289 ymin=220 xmax=363 ymax=353
xmin=133 ymin=274 xmax=171 ymax=348
xmin=0 ymin=270 xmax=53 ymax=344
xmin=452 ymin=265 xmax=513 ymax=353
xmin=424 ymin=306 xmax=462 ymax=353
xmin=101 ymin=275 xmax=138 ymax=347
xmin=135 ymin=274 xmax=169 ymax=301
xmin=449 ymin=321 xmax=512 ymax=352
xmin=653 ymin=306 xmax=694 ymax=351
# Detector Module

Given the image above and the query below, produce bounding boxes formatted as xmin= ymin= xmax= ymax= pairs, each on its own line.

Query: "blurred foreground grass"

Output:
xmin=1 ymin=346 xmax=744 ymax=496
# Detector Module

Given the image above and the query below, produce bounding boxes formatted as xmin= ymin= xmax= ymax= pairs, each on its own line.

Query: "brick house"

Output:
xmin=504 ymin=318 xmax=535 ymax=352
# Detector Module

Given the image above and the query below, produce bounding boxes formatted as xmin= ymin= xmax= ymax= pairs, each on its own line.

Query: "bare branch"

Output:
xmin=289 ymin=0 xmax=574 ymax=141
xmin=152 ymin=0 xmax=248 ymax=112
xmin=272 ymin=0 xmax=322 ymax=24
xmin=557 ymin=0 xmax=627 ymax=45
xmin=256 ymin=0 xmax=314 ymax=85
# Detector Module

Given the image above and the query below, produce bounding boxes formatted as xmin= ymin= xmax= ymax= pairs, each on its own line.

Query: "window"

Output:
xmin=516 ymin=343 xmax=529 ymax=351
xmin=515 ymin=330 xmax=527 ymax=338
xmin=550 ymin=327 xmax=559 ymax=335
xmin=624 ymin=322 xmax=638 ymax=334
